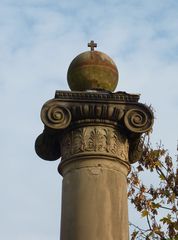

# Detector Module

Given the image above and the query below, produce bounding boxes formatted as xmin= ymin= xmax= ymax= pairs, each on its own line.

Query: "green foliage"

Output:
xmin=128 ymin=139 xmax=178 ymax=240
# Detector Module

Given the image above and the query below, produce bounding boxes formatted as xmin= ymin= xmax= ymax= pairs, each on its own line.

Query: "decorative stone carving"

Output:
xmin=55 ymin=90 xmax=140 ymax=103
xmin=129 ymin=135 xmax=144 ymax=163
xmin=70 ymin=104 xmax=125 ymax=122
xmin=124 ymin=107 xmax=153 ymax=133
xmin=41 ymin=100 xmax=71 ymax=129
xmin=39 ymin=91 xmax=153 ymax=133
xmin=35 ymin=90 xmax=154 ymax=163
xmin=35 ymin=131 xmax=61 ymax=160
xmin=60 ymin=126 xmax=129 ymax=162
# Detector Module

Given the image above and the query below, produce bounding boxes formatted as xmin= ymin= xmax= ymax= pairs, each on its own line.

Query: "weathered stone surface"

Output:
xmin=67 ymin=51 xmax=119 ymax=92
xmin=36 ymin=91 xmax=154 ymax=164
xmin=60 ymin=159 xmax=129 ymax=240
xmin=35 ymin=42 xmax=155 ymax=240
xmin=60 ymin=125 xmax=129 ymax=163
xmin=35 ymin=89 xmax=154 ymax=240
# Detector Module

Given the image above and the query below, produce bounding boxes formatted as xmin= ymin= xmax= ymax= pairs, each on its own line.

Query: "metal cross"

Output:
xmin=88 ymin=40 xmax=97 ymax=51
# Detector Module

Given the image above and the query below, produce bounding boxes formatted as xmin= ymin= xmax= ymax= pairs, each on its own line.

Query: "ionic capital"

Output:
xmin=35 ymin=91 xmax=154 ymax=164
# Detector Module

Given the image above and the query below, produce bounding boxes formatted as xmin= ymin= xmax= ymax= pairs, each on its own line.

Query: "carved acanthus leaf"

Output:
xmin=60 ymin=126 xmax=129 ymax=162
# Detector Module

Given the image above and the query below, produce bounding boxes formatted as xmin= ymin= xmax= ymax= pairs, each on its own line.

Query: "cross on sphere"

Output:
xmin=88 ymin=40 xmax=97 ymax=51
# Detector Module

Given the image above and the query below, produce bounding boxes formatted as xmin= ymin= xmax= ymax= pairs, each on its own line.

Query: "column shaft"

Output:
xmin=60 ymin=159 xmax=129 ymax=240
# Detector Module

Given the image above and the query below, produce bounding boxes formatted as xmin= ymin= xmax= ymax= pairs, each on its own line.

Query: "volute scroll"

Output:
xmin=35 ymin=130 xmax=61 ymax=161
xmin=124 ymin=106 xmax=153 ymax=134
xmin=41 ymin=100 xmax=72 ymax=130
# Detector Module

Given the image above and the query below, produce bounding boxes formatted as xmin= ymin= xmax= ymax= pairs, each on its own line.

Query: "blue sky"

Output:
xmin=1 ymin=0 xmax=178 ymax=239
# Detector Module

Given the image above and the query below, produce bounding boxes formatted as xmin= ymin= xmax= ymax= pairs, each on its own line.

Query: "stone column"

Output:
xmin=35 ymin=90 xmax=153 ymax=240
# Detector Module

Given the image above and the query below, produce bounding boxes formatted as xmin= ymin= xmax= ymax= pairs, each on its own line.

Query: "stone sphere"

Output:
xmin=67 ymin=51 xmax=119 ymax=92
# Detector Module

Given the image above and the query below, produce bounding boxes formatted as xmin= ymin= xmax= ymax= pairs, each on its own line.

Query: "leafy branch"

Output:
xmin=128 ymin=139 xmax=178 ymax=240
